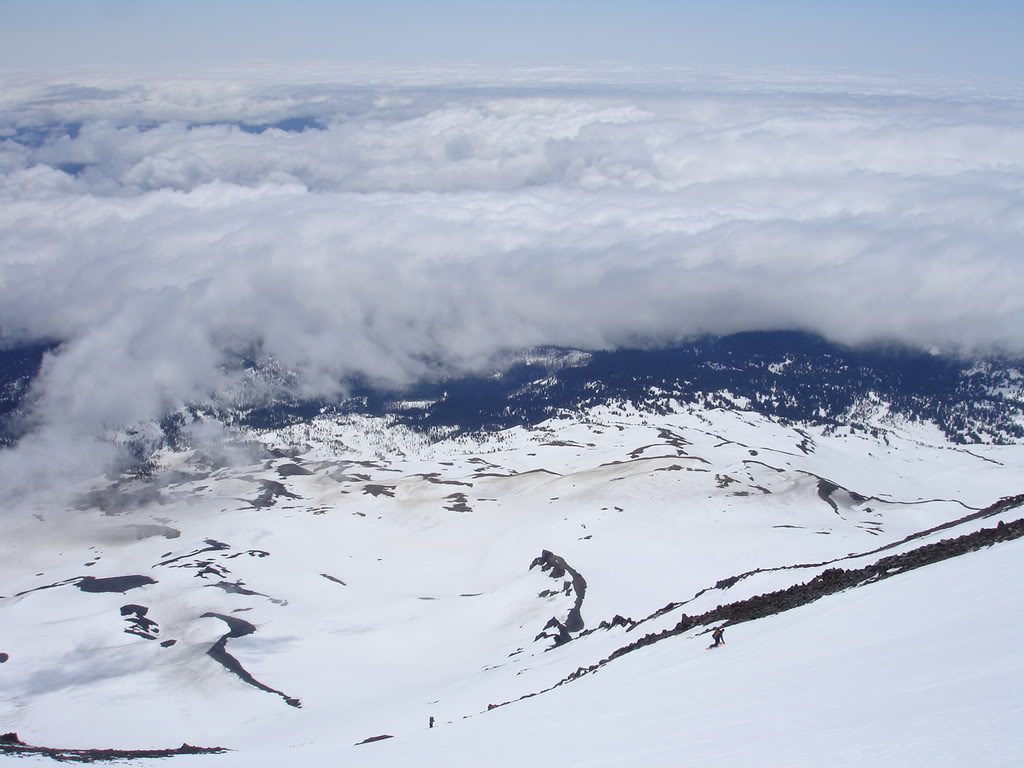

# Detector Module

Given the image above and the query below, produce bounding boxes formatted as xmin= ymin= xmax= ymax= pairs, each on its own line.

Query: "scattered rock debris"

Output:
xmin=0 ymin=732 xmax=228 ymax=763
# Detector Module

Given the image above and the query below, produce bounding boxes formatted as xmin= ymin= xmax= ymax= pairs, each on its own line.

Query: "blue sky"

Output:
xmin=1 ymin=0 xmax=1022 ymax=79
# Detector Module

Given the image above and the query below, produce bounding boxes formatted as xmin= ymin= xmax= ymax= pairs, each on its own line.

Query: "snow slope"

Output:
xmin=1 ymin=404 xmax=1022 ymax=765
xmin=340 ymin=539 xmax=1024 ymax=768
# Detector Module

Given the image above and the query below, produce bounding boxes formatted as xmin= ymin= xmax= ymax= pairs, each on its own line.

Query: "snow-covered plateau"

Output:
xmin=2 ymin=400 xmax=1022 ymax=766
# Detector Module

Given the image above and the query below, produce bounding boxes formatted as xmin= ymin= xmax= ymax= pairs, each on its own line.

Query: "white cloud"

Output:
xmin=1 ymin=73 xmax=1023 ymax=491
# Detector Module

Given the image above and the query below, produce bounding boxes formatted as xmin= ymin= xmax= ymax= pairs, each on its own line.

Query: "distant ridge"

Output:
xmin=228 ymin=331 xmax=1024 ymax=445
xmin=3 ymin=332 xmax=1023 ymax=452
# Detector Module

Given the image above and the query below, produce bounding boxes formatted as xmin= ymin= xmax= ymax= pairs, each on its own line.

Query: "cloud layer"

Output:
xmin=2 ymin=73 xmax=1023 ymax=489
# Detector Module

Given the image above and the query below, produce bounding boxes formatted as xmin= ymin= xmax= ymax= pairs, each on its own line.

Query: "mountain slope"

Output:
xmin=340 ymin=537 xmax=1024 ymax=768
xmin=2 ymin=403 xmax=1022 ymax=765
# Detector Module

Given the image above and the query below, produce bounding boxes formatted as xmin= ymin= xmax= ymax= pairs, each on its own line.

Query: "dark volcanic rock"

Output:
xmin=416 ymin=472 xmax=472 ymax=487
xmin=443 ymin=492 xmax=472 ymax=513
xmin=363 ymin=484 xmax=396 ymax=498
xmin=355 ymin=734 xmax=394 ymax=745
xmin=535 ymin=617 xmax=573 ymax=646
xmin=277 ymin=463 xmax=313 ymax=477
xmin=817 ymin=479 xmax=840 ymax=513
xmin=0 ymin=733 xmax=227 ymax=762
xmin=530 ymin=549 xmax=588 ymax=636
xmin=155 ymin=539 xmax=230 ymax=567
xmin=120 ymin=604 xmax=159 ymax=639
xmin=13 ymin=574 xmax=156 ymax=599
xmin=251 ymin=480 xmax=301 ymax=508
xmin=76 ymin=575 xmax=156 ymax=594
xmin=201 ymin=612 xmax=301 ymax=708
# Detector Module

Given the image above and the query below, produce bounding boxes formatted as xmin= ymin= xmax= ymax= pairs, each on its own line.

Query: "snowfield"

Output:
xmin=1 ymin=404 xmax=1022 ymax=766
xmin=344 ymin=540 xmax=1024 ymax=768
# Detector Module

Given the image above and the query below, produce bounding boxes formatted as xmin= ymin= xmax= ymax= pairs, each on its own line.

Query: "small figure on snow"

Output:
xmin=709 ymin=626 xmax=726 ymax=648
xmin=429 ymin=716 xmax=435 ymax=729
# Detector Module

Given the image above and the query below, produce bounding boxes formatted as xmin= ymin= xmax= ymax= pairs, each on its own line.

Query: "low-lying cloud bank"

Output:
xmin=1 ymin=72 xmax=1023 ymax=491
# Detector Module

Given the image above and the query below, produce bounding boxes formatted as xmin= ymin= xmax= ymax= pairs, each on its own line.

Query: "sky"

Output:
xmin=1 ymin=1 xmax=1023 ymax=79
xmin=1 ymin=1 xmax=1024 ymax=492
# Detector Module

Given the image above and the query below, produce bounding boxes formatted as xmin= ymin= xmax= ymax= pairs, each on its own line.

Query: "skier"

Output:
xmin=709 ymin=626 xmax=725 ymax=648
